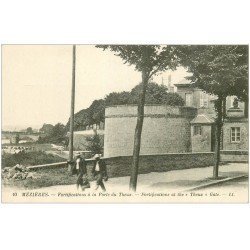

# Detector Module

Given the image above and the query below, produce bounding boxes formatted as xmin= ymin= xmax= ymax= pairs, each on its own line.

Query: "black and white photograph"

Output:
xmin=1 ymin=1 xmax=250 ymax=250
xmin=1 ymin=44 xmax=248 ymax=203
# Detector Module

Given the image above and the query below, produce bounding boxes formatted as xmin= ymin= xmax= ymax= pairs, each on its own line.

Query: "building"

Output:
xmin=175 ymin=80 xmax=248 ymax=159
xmin=103 ymin=80 xmax=248 ymax=161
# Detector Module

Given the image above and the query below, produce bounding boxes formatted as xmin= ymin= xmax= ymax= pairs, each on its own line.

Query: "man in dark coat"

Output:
xmin=92 ymin=154 xmax=108 ymax=192
xmin=74 ymin=152 xmax=89 ymax=191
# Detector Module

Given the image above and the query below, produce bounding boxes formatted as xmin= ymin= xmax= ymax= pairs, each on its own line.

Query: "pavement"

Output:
xmin=2 ymin=162 xmax=248 ymax=203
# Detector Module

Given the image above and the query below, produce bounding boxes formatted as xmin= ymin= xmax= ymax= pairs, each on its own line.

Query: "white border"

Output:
xmin=0 ymin=1 xmax=249 ymax=250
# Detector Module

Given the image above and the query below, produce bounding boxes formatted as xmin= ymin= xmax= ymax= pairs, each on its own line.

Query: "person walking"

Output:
xmin=92 ymin=154 xmax=108 ymax=192
xmin=74 ymin=152 xmax=90 ymax=191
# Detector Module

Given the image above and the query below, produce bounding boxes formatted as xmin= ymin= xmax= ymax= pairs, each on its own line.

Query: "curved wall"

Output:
xmin=104 ymin=105 xmax=197 ymax=157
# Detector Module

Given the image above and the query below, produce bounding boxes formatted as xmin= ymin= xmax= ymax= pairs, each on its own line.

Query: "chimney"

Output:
xmin=168 ymin=74 xmax=174 ymax=93
xmin=168 ymin=74 xmax=172 ymax=87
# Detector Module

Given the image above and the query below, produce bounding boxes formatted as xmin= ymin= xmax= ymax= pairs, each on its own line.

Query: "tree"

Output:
xmin=26 ymin=127 xmax=33 ymax=134
xmin=177 ymin=45 xmax=248 ymax=178
xmin=38 ymin=123 xmax=66 ymax=144
xmin=50 ymin=123 xmax=66 ymax=143
xmin=88 ymin=99 xmax=105 ymax=125
xmin=39 ymin=123 xmax=54 ymax=135
xmin=97 ymin=45 xmax=178 ymax=191
xmin=86 ymin=130 xmax=103 ymax=155
xmin=15 ymin=134 xmax=20 ymax=144
xmin=105 ymin=91 xmax=131 ymax=106
xmin=66 ymin=82 xmax=184 ymax=132
xmin=129 ymin=82 xmax=184 ymax=106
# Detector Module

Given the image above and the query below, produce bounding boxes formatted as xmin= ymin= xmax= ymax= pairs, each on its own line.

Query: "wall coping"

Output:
xmin=105 ymin=104 xmax=197 ymax=110
xmin=105 ymin=105 xmax=197 ymax=119
xmin=103 ymin=152 xmax=214 ymax=160
xmin=27 ymin=161 xmax=67 ymax=170
xmin=220 ymin=150 xmax=248 ymax=155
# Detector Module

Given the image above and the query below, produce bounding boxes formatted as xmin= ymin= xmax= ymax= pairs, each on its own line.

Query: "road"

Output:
xmin=199 ymin=176 xmax=248 ymax=195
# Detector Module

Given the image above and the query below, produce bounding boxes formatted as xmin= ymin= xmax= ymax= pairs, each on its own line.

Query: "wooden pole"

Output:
xmin=68 ymin=45 xmax=76 ymax=172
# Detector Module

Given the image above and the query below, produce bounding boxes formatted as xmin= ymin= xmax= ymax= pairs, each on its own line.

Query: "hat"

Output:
xmin=94 ymin=154 xmax=101 ymax=159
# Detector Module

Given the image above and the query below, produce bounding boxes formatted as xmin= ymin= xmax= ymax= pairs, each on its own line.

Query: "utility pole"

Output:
xmin=68 ymin=45 xmax=76 ymax=172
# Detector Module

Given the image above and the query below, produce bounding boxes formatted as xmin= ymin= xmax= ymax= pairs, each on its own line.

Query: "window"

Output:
xmin=185 ymin=93 xmax=192 ymax=106
xmin=200 ymin=91 xmax=208 ymax=108
xmin=231 ymin=127 xmax=241 ymax=142
xmin=194 ymin=125 xmax=202 ymax=135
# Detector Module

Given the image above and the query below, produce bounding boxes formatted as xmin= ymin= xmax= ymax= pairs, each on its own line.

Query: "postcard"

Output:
xmin=1 ymin=45 xmax=248 ymax=203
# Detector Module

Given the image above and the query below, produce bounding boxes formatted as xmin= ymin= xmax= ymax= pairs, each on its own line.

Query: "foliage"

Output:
xmin=88 ymin=99 xmax=105 ymax=125
xmin=26 ymin=127 xmax=33 ymax=134
xmin=96 ymin=45 xmax=178 ymax=76
xmin=162 ymin=92 xmax=185 ymax=106
xmin=1 ymin=151 xmax=64 ymax=168
xmin=177 ymin=45 xmax=248 ymax=99
xmin=68 ymin=82 xmax=184 ymax=131
xmin=105 ymin=91 xmax=131 ymax=106
xmin=177 ymin=45 xmax=248 ymax=178
xmin=85 ymin=132 xmax=103 ymax=155
xmin=38 ymin=123 xmax=67 ymax=144
xmin=129 ymin=82 xmax=184 ymax=106
xmin=177 ymin=45 xmax=248 ymax=120
xmin=15 ymin=134 xmax=20 ymax=144
xmin=40 ymin=124 xmax=54 ymax=135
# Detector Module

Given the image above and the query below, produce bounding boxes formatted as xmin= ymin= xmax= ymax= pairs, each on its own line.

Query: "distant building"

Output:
xmin=2 ymin=138 xmax=11 ymax=144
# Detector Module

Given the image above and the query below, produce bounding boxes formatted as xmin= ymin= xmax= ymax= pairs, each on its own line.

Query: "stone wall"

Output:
xmin=27 ymin=151 xmax=247 ymax=180
xmin=220 ymin=150 xmax=248 ymax=162
xmin=104 ymin=105 xmax=197 ymax=157
xmin=27 ymin=152 xmax=214 ymax=179
xmin=103 ymin=152 xmax=215 ymax=178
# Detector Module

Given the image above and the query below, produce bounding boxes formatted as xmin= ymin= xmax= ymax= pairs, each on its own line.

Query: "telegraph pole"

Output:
xmin=68 ymin=45 xmax=76 ymax=172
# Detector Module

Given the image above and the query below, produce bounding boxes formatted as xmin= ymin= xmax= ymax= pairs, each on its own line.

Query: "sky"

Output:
xmin=2 ymin=45 xmax=189 ymax=131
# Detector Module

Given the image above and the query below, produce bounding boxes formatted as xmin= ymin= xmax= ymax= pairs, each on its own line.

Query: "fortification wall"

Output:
xmin=104 ymin=105 xmax=197 ymax=157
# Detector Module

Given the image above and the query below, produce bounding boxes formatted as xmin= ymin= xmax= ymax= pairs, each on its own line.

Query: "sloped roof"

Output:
xmin=174 ymin=78 xmax=193 ymax=87
xmin=190 ymin=114 xmax=214 ymax=124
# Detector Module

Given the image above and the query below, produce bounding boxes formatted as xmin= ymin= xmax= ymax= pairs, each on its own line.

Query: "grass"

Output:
xmin=2 ymin=163 xmax=95 ymax=190
xmin=3 ymin=167 xmax=77 ymax=189
xmin=1 ymin=151 xmax=64 ymax=168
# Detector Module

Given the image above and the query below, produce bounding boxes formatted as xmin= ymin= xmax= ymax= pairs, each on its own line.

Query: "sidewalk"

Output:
xmin=13 ymin=162 xmax=248 ymax=193
xmin=2 ymin=162 xmax=248 ymax=203
xmin=108 ymin=162 xmax=248 ymax=193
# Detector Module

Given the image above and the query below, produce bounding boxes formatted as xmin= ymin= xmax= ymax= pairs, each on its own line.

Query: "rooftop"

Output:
xmin=190 ymin=114 xmax=215 ymax=124
xmin=174 ymin=78 xmax=193 ymax=87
